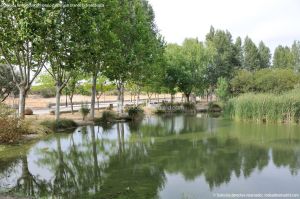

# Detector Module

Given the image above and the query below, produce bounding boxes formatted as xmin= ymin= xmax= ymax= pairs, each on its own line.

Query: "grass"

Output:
xmin=94 ymin=111 xmax=117 ymax=124
xmin=225 ymin=89 xmax=300 ymax=124
xmin=40 ymin=119 xmax=78 ymax=131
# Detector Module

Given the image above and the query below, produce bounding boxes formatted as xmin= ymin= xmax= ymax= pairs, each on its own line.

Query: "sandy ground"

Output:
xmin=4 ymin=93 xmax=182 ymax=109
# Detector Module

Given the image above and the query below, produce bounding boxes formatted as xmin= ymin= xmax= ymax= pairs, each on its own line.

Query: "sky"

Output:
xmin=148 ymin=0 xmax=300 ymax=52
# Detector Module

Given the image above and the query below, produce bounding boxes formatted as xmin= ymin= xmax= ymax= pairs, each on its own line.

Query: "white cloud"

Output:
xmin=148 ymin=0 xmax=300 ymax=52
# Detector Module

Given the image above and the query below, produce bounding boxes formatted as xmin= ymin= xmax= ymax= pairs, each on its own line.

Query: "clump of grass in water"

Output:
xmin=224 ymin=89 xmax=300 ymax=124
xmin=40 ymin=119 xmax=77 ymax=131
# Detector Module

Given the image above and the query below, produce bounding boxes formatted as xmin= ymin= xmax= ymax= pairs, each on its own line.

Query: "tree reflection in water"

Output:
xmin=1 ymin=115 xmax=300 ymax=198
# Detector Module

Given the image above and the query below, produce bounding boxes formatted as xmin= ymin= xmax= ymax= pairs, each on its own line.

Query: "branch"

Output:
xmin=0 ymin=46 xmax=19 ymax=86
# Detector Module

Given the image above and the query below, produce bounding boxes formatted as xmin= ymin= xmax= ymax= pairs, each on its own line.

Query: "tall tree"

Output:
xmin=77 ymin=0 xmax=115 ymax=119
xmin=258 ymin=41 xmax=271 ymax=68
xmin=273 ymin=45 xmax=294 ymax=68
xmin=44 ymin=1 xmax=79 ymax=121
xmin=234 ymin=36 xmax=243 ymax=69
xmin=243 ymin=36 xmax=260 ymax=71
xmin=0 ymin=1 xmax=50 ymax=118
xmin=104 ymin=0 xmax=163 ymax=113
xmin=291 ymin=41 xmax=300 ymax=72
xmin=205 ymin=27 xmax=237 ymax=89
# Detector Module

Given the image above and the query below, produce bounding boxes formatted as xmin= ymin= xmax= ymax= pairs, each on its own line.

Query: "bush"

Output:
xmin=31 ymin=86 xmax=56 ymax=98
xmin=40 ymin=119 xmax=77 ymax=131
xmin=224 ymin=89 xmax=300 ymax=123
xmin=158 ymin=102 xmax=183 ymax=113
xmin=208 ymin=102 xmax=222 ymax=112
xmin=127 ymin=106 xmax=144 ymax=119
xmin=216 ymin=77 xmax=230 ymax=101
xmin=0 ymin=103 xmax=26 ymax=143
xmin=95 ymin=111 xmax=117 ymax=124
xmin=24 ymin=108 xmax=33 ymax=115
xmin=183 ymin=102 xmax=196 ymax=111
xmin=231 ymin=69 xmax=300 ymax=95
xmin=79 ymin=105 xmax=90 ymax=121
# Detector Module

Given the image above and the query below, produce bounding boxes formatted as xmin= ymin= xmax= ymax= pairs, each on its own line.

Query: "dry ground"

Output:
xmin=4 ymin=93 xmax=182 ymax=109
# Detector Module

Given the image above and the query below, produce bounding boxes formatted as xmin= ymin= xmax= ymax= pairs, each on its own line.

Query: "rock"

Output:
xmin=24 ymin=108 xmax=33 ymax=115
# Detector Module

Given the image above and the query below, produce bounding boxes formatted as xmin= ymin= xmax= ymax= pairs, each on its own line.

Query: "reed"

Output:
xmin=224 ymin=89 xmax=300 ymax=124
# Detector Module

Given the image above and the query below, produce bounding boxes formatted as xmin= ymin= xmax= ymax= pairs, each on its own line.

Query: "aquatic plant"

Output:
xmin=225 ymin=89 xmax=300 ymax=123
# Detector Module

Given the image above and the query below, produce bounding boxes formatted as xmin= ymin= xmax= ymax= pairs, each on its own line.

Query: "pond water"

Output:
xmin=1 ymin=114 xmax=300 ymax=199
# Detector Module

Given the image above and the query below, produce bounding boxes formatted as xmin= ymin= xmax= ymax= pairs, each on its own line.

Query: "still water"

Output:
xmin=1 ymin=114 xmax=300 ymax=199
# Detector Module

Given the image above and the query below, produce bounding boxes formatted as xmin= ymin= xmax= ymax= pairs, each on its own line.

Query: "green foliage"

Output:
xmin=40 ymin=119 xmax=77 ymax=131
xmin=205 ymin=26 xmax=238 ymax=86
xmin=258 ymin=41 xmax=271 ymax=68
xmin=164 ymin=39 xmax=208 ymax=98
xmin=291 ymin=41 xmax=300 ymax=71
xmin=0 ymin=103 xmax=26 ymax=143
xmin=208 ymin=102 xmax=222 ymax=112
xmin=79 ymin=105 xmax=90 ymax=121
xmin=183 ymin=102 xmax=196 ymax=111
xmin=31 ymin=73 xmax=56 ymax=98
xmin=96 ymin=111 xmax=117 ymax=124
xmin=231 ymin=69 xmax=300 ymax=95
xmin=273 ymin=45 xmax=295 ymax=68
xmin=230 ymin=70 xmax=254 ymax=94
xmin=215 ymin=77 xmax=230 ymax=102
xmin=0 ymin=64 xmax=19 ymax=102
xmin=243 ymin=37 xmax=260 ymax=71
xmin=127 ymin=106 xmax=144 ymax=119
xmin=225 ymin=90 xmax=300 ymax=123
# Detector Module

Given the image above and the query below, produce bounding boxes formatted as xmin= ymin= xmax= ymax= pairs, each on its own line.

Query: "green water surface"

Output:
xmin=1 ymin=114 xmax=300 ymax=199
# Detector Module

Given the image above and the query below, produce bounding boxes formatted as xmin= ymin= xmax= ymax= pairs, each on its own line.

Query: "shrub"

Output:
xmin=95 ymin=111 xmax=116 ymax=124
xmin=158 ymin=102 xmax=183 ymax=113
xmin=79 ymin=105 xmax=90 ymax=121
xmin=0 ymin=103 xmax=26 ymax=143
xmin=183 ymin=102 xmax=196 ymax=111
xmin=208 ymin=102 xmax=222 ymax=112
xmin=216 ymin=77 xmax=230 ymax=101
xmin=231 ymin=69 xmax=300 ymax=95
xmin=31 ymin=86 xmax=56 ymax=98
xmin=40 ymin=119 xmax=77 ymax=131
xmin=127 ymin=106 xmax=144 ymax=119
xmin=24 ymin=108 xmax=33 ymax=115
xmin=224 ymin=89 xmax=300 ymax=123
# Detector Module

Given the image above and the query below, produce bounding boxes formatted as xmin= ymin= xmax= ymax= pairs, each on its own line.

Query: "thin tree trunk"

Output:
xmin=18 ymin=87 xmax=26 ymax=119
xmin=185 ymin=93 xmax=190 ymax=103
xmin=55 ymin=85 xmax=61 ymax=121
xmin=136 ymin=88 xmax=140 ymax=106
xmin=117 ymin=81 xmax=124 ymax=114
xmin=69 ymin=95 xmax=74 ymax=114
xmin=65 ymin=94 xmax=68 ymax=107
xmin=121 ymin=83 xmax=124 ymax=113
xmin=171 ymin=93 xmax=174 ymax=104
xmin=90 ymin=72 xmax=97 ymax=120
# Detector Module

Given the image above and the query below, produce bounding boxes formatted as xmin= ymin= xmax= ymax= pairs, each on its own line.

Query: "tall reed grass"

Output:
xmin=224 ymin=89 xmax=300 ymax=124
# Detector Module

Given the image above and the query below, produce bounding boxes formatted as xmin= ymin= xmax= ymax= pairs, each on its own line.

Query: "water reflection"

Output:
xmin=1 ymin=115 xmax=300 ymax=198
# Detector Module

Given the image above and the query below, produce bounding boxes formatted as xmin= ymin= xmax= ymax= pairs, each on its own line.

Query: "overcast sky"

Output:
xmin=148 ymin=0 xmax=300 ymax=52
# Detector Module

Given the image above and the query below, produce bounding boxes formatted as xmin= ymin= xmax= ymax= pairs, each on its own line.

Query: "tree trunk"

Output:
xmin=69 ymin=95 xmax=74 ymax=114
xmin=65 ymin=94 xmax=68 ymax=107
xmin=185 ymin=93 xmax=190 ymax=103
xmin=117 ymin=82 xmax=124 ymax=114
xmin=136 ymin=87 xmax=140 ymax=106
xmin=90 ymin=72 xmax=97 ymax=120
xmin=171 ymin=93 xmax=174 ymax=104
xmin=18 ymin=87 xmax=26 ymax=119
xmin=121 ymin=83 xmax=124 ymax=113
xmin=55 ymin=85 xmax=61 ymax=121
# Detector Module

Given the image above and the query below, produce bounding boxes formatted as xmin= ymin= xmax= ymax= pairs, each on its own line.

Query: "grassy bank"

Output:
xmin=225 ymin=89 xmax=300 ymax=123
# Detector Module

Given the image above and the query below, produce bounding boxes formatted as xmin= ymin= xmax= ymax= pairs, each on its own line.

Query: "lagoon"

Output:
xmin=1 ymin=114 xmax=300 ymax=198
